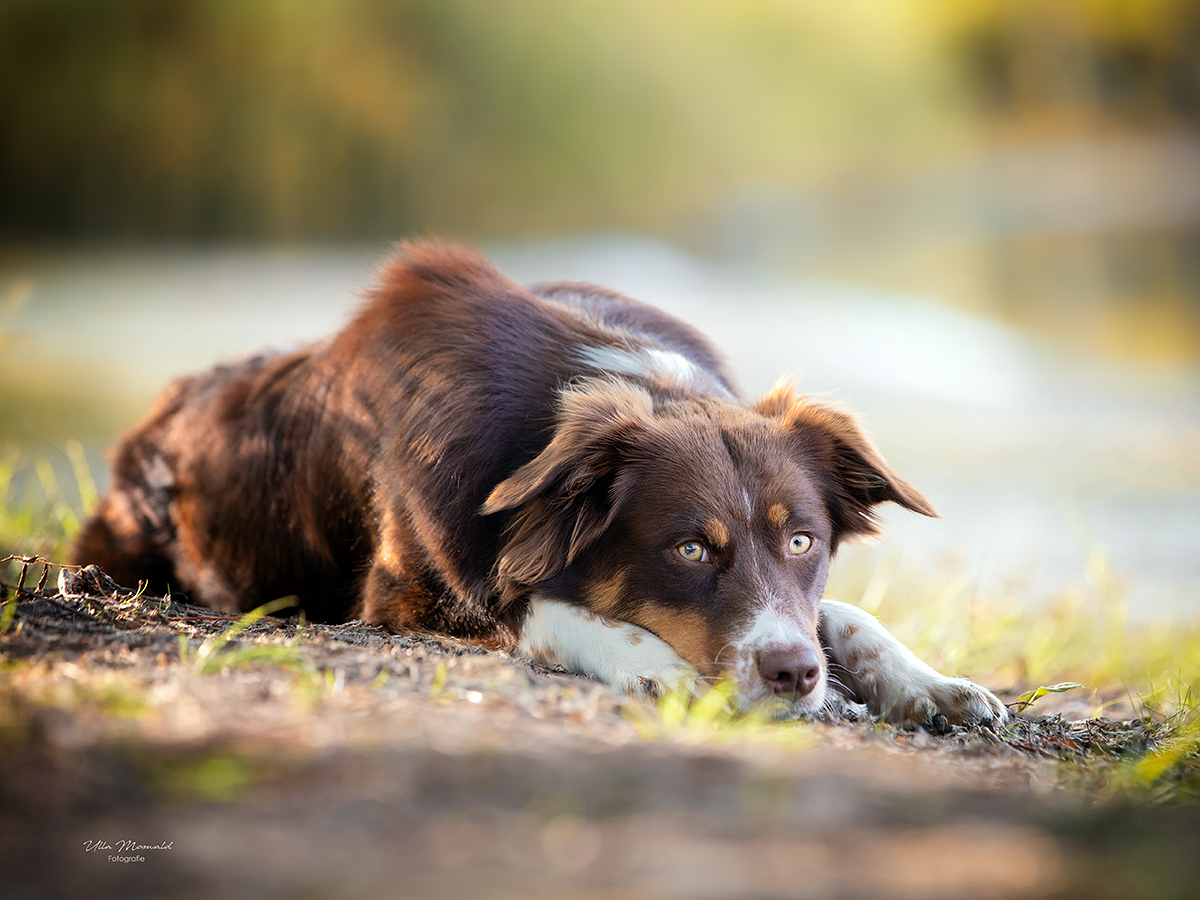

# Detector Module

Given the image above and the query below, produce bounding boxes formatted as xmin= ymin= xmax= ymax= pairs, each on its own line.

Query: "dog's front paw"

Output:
xmin=885 ymin=674 xmax=1008 ymax=729
xmin=519 ymin=595 xmax=697 ymax=697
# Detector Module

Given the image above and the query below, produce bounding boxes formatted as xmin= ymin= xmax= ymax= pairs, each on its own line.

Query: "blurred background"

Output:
xmin=2 ymin=0 xmax=1198 ymax=625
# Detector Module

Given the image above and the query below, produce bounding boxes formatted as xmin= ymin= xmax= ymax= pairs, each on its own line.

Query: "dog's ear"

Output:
xmin=482 ymin=379 xmax=653 ymax=605
xmin=755 ymin=380 xmax=937 ymax=547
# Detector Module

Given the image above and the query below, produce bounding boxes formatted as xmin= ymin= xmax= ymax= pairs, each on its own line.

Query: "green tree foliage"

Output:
xmin=0 ymin=0 xmax=959 ymax=241
xmin=1 ymin=1 xmax=1194 ymax=242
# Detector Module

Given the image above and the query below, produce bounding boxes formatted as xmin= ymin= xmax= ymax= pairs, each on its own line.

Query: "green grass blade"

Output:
xmin=1014 ymin=682 xmax=1086 ymax=711
xmin=0 ymin=588 xmax=16 ymax=634
xmin=65 ymin=439 xmax=97 ymax=515
xmin=193 ymin=596 xmax=298 ymax=674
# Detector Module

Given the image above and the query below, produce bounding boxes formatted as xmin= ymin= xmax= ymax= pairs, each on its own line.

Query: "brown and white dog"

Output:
xmin=72 ymin=242 xmax=1006 ymax=727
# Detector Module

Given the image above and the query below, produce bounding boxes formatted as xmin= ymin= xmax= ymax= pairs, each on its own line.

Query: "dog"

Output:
xmin=72 ymin=241 xmax=1007 ymax=727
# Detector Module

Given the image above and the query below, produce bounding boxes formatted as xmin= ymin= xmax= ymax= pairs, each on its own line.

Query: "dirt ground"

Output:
xmin=2 ymin=566 xmax=1198 ymax=900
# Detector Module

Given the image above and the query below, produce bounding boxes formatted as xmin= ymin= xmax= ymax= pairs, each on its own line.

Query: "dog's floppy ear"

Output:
xmin=755 ymin=380 xmax=937 ymax=547
xmin=482 ymin=378 xmax=653 ymax=605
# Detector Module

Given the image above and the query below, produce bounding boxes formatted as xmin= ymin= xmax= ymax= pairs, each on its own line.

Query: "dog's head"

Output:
xmin=483 ymin=377 xmax=935 ymax=715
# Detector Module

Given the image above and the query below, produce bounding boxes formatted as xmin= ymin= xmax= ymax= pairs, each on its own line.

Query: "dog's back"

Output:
xmin=529 ymin=281 xmax=736 ymax=394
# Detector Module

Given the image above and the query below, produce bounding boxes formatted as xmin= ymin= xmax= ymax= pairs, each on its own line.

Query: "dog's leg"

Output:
xmin=819 ymin=599 xmax=1008 ymax=728
xmin=518 ymin=594 xmax=697 ymax=696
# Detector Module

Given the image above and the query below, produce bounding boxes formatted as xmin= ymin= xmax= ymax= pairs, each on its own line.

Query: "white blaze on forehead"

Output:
xmin=575 ymin=344 xmax=731 ymax=396
xmin=518 ymin=594 xmax=696 ymax=695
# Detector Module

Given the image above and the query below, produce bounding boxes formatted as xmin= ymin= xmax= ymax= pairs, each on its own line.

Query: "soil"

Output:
xmin=1 ymin=565 xmax=1198 ymax=900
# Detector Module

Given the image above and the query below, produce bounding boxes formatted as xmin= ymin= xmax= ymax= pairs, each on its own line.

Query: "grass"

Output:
xmin=1 ymin=441 xmax=94 ymax=580
xmin=147 ymin=753 xmax=261 ymax=803
xmin=173 ymin=598 xmax=357 ymax=710
xmin=184 ymin=596 xmax=301 ymax=675
xmin=3 ymin=437 xmax=1199 ymax=798
xmin=621 ymin=677 xmax=815 ymax=747
xmin=3 ymin=670 xmax=151 ymax=722
xmin=827 ymin=545 xmax=1200 ymax=722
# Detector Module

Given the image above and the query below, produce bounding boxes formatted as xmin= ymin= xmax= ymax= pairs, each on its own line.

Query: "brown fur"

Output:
xmin=72 ymin=241 xmax=935 ymax=678
xmin=767 ymin=503 xmax=790 ymax=529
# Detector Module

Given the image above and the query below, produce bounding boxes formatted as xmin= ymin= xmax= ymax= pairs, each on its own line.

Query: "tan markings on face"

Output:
xmin=628 ymin=632 xmax=643 ymax=646
xmin=840 ymin=623 xmax=858 ymax=640
xmin=627 ymin=607 xmax=719 ymax=677
xmin=702 ymin=518 xmax=730 ymax=549
xmin=586 ymin=571 xmax=627 ymax=619
xmin=767 ymin=503 xmax=790 ymax=528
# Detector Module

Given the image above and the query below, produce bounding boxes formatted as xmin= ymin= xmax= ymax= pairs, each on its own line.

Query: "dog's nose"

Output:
xmin=756 ymin=646 xmax=823 ymax=696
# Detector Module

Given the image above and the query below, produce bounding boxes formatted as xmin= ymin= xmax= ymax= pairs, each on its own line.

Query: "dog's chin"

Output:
xmin=732 ymin=673 xmax=830 ymax=722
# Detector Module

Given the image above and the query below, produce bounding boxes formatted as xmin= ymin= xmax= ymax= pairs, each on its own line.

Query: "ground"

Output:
xmin=2 ymin=565 xmax=1199 ymax=900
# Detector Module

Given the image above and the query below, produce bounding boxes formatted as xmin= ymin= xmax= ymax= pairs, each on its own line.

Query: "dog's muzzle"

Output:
xmin=755 ymin=644 xmax=823 ymax=698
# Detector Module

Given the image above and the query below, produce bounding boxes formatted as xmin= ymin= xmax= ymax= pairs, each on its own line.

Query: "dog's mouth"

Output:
xmin=719 ymin=642 xmax=829 ymax=720
xmin=706 ymin=604 xmax=829 ymax=719
xmin=759 ymin=677 xmax=830 ymax=720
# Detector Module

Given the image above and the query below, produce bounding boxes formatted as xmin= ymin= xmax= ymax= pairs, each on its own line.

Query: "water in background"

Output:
xmin=2 ymin=237 xmax=1197 ymax=619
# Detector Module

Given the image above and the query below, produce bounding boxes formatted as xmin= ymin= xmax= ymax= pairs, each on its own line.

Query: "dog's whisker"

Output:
xmin=712 ymin=642 xmax=738 ymax=667
xmin=827 ymin=679 xmax=850 ymax=693
xmin=828 ymin=662 xmax=865 ymax=676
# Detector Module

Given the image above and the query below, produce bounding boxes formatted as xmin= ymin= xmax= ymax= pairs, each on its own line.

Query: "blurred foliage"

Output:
xmin=4 ymin=1 xmax=1199 ymax=359
xmin=0 ymin=0 xmax=921 ymax=239
xmin=0 ymin=441 xmax=93 ymax=580
xmin=2 ymin=0 xmax=1194 ymax=243
xmin=955 ymin=0 xmax=1200 ymax=126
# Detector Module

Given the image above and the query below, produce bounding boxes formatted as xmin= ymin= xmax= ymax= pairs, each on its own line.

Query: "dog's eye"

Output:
xmin=677 ymin=541 xmax=709 ymax=563
xmin=788 ymin=534 xmax=813 ymax=555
